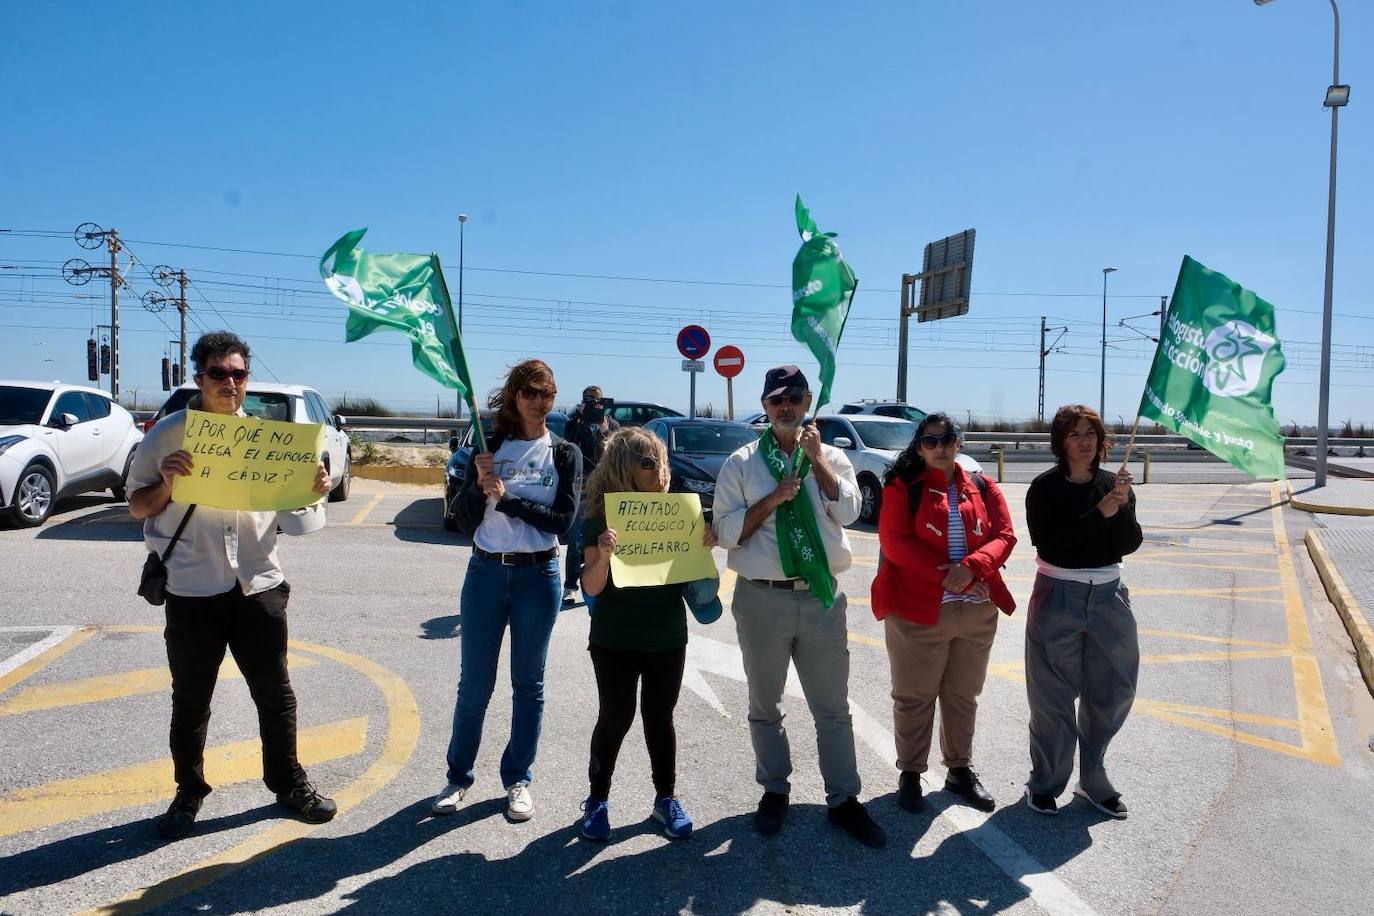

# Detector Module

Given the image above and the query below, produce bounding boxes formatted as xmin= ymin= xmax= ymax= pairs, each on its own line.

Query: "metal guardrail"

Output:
xmin=961 ymin=431 xmax=1374 ymax=450
xmin=337 ymin=415 xmax=468 ymax=432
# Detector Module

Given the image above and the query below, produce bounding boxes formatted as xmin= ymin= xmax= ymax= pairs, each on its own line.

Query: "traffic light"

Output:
xmin=99 ymin=343 xmax=111 ymax=374
xmin=161 ymin=357 xmax=171 ymax=391
xmin=171 ymin=363 xmax=182 ymax=386
xmin=86 ymin=338 xmax=98 ymax=381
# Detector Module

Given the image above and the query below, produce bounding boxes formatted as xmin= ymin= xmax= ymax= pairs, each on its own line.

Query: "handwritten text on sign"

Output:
xmin=171 ymin=409 xmax=326 ymax=511
xmin=604 ymin=491 xmax=718 ymax=587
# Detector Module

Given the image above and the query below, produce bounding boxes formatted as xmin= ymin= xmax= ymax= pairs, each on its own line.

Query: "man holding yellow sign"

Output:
xmin=128 ymin=332 xmax=336 ymax=841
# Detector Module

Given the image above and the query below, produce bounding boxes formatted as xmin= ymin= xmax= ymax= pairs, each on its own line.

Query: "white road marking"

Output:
xmin=0 ymin=626 xmax=78 ymax=679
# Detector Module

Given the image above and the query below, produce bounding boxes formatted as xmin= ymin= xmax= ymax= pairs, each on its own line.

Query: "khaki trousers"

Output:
xmin=884 ymin=600 xmax=999 ymax=774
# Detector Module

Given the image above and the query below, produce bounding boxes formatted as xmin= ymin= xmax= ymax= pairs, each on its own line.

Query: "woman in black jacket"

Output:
xmin=432 ymin=359 xmax=582 ymax=823
xmin=1023 ymin=404 xmax=1142 ymax=820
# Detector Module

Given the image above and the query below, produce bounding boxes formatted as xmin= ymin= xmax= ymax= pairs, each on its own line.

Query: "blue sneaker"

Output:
xmin=652 ymin=796 xmax=693 ymax=839
xmin=581 ymin=795 xmax=610 ymax=841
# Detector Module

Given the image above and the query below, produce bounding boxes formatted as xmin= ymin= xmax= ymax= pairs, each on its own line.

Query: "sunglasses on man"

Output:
xmin=918 ymin=430 xmax=958 ymax=449
xmin=198 ymin=367 xmax=249 ymax=382
xmin=765 ymin=393 xmax=806 ymax=407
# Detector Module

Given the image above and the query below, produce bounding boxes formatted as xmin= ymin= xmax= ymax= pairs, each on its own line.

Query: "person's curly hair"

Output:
xmin=190 ymin=331 xmax=250 ymax=373
xmin=1049 ymin=404 xmax=1110 ymax=473
xmin=582 ymin=427 xmax=669 ymax=521
xmin=488 ymin=358 xmax=556 ymax=441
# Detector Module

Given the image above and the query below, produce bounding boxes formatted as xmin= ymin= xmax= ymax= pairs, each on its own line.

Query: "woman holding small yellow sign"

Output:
xmin=578 ymin=427 xmax=720 ymax=843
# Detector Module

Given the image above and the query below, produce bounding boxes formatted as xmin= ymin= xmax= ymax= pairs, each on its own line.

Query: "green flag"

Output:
xmin=319 ymin=228 xmax=474 ymax=398
xmin=790 ymin=195 xmax=857 ymax=410
xmin=1138 ymin=256 xmax=1287 ymax=479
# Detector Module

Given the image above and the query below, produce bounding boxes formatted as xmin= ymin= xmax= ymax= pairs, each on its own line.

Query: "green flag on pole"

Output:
xmin=319 ymin=228 xmax=475 ymax=398
xmin=790 ymin=195 xmax=857 ymax=410
xmin=1137 ymin=256 xmax=1287 ymax=479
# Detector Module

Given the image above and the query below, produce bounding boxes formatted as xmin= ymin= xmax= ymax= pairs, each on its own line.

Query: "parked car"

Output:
xmin=813 ymin=415 xmax=983 ymax=525
xmin=443 ymin=410 xmax=569 ymax=531
xmin=0 ymin=380 xmax=144 ymax=526
xmin=605 ymin=401 xmax=683 ymax=428
xmin=642 ymin=417 xmax=760 ymax=518
xmin=151 ymin=382 xmax=353 ymax=502
xmin=836 ymin=400 xmax=928 ymax=423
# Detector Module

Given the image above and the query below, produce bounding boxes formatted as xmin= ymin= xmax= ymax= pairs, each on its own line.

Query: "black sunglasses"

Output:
xmin=918 ymin=430 xmax=958 ymax=449
xmin=199 ymin=367 xmax=249 ymax=382
xmin=519 ymin=385 xmax=557 ymax=400
xmin=766 ymin=393 xmax=806 ymax=407
xmin=636 ymin=456 xmax=658 ymax=471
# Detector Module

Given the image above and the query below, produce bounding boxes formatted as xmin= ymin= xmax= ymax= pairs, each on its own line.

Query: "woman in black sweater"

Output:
xmin=1023 ymin=404 xmax=1142 ymax=820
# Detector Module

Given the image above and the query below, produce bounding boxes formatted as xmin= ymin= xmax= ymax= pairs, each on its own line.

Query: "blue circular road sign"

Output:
xmin=677 ymin=324 xmax=711 ymax=360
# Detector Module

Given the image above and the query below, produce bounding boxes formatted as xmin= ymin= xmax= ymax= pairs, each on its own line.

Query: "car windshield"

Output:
xmin=158 ymin=388 xmax=292 ymax=421
xmin=850 ymin=419 xmax=917 ymax=450
xmin=0 ymin=385 xmax=53 ymax=425
xmin=671 ymin=423 xmax=758 ymax=454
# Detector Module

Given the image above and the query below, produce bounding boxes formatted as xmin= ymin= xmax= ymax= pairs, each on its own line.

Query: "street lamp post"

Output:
xmin=1101 ymin=267 xmax=1116 ymax=419
xmin=1254 ymin=0 xmax=1349 ymax=487
xmin=457 ymin=213 xmax=467 ymax=422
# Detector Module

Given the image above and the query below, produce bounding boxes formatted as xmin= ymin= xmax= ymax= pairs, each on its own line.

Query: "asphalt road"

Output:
xmin=2 ymin=476 xmax=1372 ymax=915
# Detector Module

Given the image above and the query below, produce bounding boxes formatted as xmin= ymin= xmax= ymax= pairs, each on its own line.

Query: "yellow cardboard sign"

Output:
xmin=171 ymin=409 xmax=326 ymax=511
xmin=605 ymin=491 xmax=718 ymax=587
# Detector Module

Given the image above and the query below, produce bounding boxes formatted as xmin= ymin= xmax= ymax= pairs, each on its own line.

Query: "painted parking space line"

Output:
xmin=0 ymin=717 xmax=368 ymax=839
xmin=0 ymin=627 xmax=94 ymax=694
xmin=0 ymin=652 xmax=319 ymax=717
xmin=347 ymin=492 xmax=385 ymax=526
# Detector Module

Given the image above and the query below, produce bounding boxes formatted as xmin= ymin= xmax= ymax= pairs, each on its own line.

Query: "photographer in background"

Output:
xmin=561 ymin=385 xmax=620 ymax=604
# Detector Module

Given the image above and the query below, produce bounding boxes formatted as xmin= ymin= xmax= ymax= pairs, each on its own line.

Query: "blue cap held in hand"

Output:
xmin=682 ymin=576 xmax=722 ymax=625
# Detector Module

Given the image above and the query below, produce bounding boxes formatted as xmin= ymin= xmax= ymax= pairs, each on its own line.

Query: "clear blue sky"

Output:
xmin=3 ymin=0 xmax=1370 ymax=428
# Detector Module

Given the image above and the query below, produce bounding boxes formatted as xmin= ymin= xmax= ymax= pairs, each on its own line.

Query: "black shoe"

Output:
xmin=753 ymin=791 xmax=789 ymax=836
xmin=1024 ymin=787 xmax=1060 ymax=816
xmin=827 ymin=797 xmax=887 ymax=849
xmin=897 ymin=771 xmax=924 ymax=813
xmin=945 ymin=767 xmax=996 ymax=812
xmin=1074 ymin=785 xmax=1128 ymax=819
xmin=277 ymin=781 xmax=337 ymax=823
xmin=155 ymin=789 xmax=203 ymax=841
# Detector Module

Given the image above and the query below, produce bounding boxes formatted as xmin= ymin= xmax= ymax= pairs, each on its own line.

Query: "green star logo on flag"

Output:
xmin=1207 ymin=323 xmax=1265 ymax=392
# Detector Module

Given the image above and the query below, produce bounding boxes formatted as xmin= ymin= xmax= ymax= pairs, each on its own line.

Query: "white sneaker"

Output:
xmin=506 ymin=781 xmax=534 ymax=821
xmin=562 ymin=588 xmax=578 ymax=605
xmin=431 ymin=781 xmax=468 ymax=815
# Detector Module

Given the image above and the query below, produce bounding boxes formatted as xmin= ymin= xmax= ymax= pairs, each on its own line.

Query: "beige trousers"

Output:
xmin=884 ymin=600 xmax=999 ymax=773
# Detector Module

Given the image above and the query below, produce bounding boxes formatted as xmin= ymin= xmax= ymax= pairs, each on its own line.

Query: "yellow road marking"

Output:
xmin=1137 ymin=628 xmax=1291 ymax=651
xmin=347 ymin=493 xmax=384 ymax=527
xmin=1138 ymin=649 xmax=1294 ymax=665
xmin=0 ymin=653 xmax=319 ymax=717
xmin=1270 ymin=482 xmax=1340 ymax=766
xmin=87 ymin=635 xmax=420 ymax=915
xmin=848 ymin=631 xmax=885 ymax=649
xmin=0 ymin=717 xmax=368 ymax=839
xmin=1128 ymin=556 xmax=1280 ymax=575
xmin=0 ymin=628 xmax=95 ymax=695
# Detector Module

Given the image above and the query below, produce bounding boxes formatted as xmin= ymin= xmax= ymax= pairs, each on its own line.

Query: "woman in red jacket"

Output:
xmin=871 ymin=412 xmax=1017 ymax=814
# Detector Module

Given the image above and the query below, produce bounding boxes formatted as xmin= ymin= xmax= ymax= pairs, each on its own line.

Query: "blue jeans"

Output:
xmin=445 ymin=553 xmax=562 ymax=789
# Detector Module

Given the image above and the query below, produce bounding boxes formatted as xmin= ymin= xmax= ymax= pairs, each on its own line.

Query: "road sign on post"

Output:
xmin=897 ymin=228 xmax=976 ymax=401
xmin=677 ymin=325 xmax=712 ymax=417
xmin=713 ymin=345 xmax=745 ymax=420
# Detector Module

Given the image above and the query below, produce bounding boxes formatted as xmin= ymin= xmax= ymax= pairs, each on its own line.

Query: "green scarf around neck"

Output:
xmin=758 ymin=428 xmax=834 ymax=607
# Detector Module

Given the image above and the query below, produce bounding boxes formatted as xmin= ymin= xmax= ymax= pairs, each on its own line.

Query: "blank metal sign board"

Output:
xmin=916 ymin=228 xmax=975 ymax=322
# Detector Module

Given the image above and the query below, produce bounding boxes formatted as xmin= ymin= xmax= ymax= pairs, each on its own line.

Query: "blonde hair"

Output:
xmin=583 ymin=427 xmax=669 ymax=520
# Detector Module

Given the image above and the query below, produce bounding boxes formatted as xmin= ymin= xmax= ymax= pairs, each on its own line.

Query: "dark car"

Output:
xmin=442 ymin=410 xmax=568 ymax=531
xmin=605 ymin=401 xmax=683 ymax=427
xmin=642 ymin=417 xmax=759 ymax=518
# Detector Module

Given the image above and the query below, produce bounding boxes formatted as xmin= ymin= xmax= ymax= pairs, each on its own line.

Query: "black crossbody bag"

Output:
xmin=137 ymin=505 xmax=197 ymax=606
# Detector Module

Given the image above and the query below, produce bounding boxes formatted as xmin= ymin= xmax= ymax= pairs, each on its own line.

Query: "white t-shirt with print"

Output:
xmin=474 ymin=434 xmax=559 ymax=554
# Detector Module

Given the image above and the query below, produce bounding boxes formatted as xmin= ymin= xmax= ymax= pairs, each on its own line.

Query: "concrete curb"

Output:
xmin=352 ymin=465 xmax=444 ymax=486
xmin=1304 ymin=529 xmax=1374 ymax=698
xmin=1286 ymin=479 xmax=1374 ymax=517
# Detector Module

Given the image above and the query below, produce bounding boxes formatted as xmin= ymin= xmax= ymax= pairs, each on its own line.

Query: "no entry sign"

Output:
xmin=676 ymin=325 xmax=711 ymax=360
xmin=713 ymin=345 xmax=745 ymax=379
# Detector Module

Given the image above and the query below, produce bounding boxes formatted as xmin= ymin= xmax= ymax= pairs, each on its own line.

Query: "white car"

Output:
xmin=0 ymin=380 xmax=145 ymax=527
xmin=151 ymin=382 xmax=353 ymax=502
xmin=835 ymin=400 xmax=929 ymax=422
xmin=813 ymin=415 xmax=983 ymax=525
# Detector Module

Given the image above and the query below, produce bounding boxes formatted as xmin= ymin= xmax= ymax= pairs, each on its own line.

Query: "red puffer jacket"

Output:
xmin=871 ymin=465 xmax=1017 ymax=626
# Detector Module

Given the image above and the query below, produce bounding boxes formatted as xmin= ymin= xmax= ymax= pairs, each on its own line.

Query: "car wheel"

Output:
xmin=442 ymin=482 xmax=458 ymax=531
xmin=9 ymin=463 xmax=55 ymax=527
xmin=328 ymin=455 xmax=351 ymax=502
xmin=858 ymin=474 xmax=882 ymax=526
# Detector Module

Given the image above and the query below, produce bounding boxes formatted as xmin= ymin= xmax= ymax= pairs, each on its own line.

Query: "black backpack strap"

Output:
xmin=970 ymin=471 xmax=988 ymax=500
xmin=161 ymin=505 xmax=197 ymax=562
